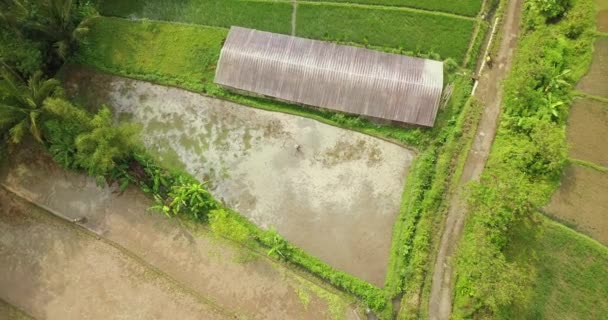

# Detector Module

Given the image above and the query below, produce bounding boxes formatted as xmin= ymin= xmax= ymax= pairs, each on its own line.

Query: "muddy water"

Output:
xmin=62 ymin=66 xmax=414 ymax=286
xmin=598 ymin=0 xmax=608 ymax=32
xmin=0 ymin=144 xmax=360 ymax=320
xmin=567 ymin=98 xmax=608 ymax=166
xmin=0 ymin=299 xmax=32 ymax=320
xmin=0 ymin=189 xmax=229 ymax=320
xmin=546 ymin=165 xmax=608 ymax=245
xmin=576 ymin=38 xmax=608 ymax=98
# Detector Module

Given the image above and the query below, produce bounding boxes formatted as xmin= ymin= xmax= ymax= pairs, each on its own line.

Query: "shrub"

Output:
xmin=74 ymin=106 xmax=140 ymax=180
xmin=157 ymin=175 xmax=218 ymax=220
xmin=533 ymin=0 xmax=572 ymax=19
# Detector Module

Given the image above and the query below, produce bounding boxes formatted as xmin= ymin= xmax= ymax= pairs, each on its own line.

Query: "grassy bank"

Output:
xmin=498 ymin=218 xmax=608 ymax=319
xmin=304 ymin=0 xmax=482 ymax=17
xmin=453 ymin=0 xmax=597 ymax=317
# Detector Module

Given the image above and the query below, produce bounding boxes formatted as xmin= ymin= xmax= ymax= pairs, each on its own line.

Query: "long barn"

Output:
xmin=214 ymin=27 xmax=444 ymax=127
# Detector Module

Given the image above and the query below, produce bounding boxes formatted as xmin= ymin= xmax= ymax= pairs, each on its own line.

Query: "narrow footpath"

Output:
xmin=428 ymin=0 xmax=524 ymax=318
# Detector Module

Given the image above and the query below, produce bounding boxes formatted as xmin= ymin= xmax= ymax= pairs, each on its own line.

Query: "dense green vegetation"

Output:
xmin=498 ymin=218 xmax=608 ymax=319
xmin=95 ymin=0 xmax=477 ymax=61
xmin=304 ymin=0 xmax=483 ymax=17
xmin=453 ymin=0 xmax=596 ymax=317
xmin=0 ymin=0 xmax=97 ymax=76
xmin=296 ymin=3 xmax=476 ymax=61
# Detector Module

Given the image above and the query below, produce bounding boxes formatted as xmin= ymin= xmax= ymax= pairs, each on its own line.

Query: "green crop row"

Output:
xmin=303 ymin=0 xmax=482 ymax=17
xmin=295 ymin=2 xmax=476 ymax=61
xmin=96 ymin=0 xmax=293 ymax=34
xmin=95 ymin=0 xmax=476 ymax=61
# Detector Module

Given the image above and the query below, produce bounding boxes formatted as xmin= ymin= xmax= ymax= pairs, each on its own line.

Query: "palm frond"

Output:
xmin=29 ymin=111 xmax=43 ymax=143
xmin=9 ymin=119 xmax=27 ymax=144
xmin=34 ymin=77 xmax=61 ymax=106
xmin=0 ymin=109 xmax=23 ymax=130
xmin=0 ymin=66 xmax=26 ymax=100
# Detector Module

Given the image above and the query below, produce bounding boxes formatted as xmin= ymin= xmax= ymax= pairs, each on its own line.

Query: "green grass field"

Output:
xmin=296 ymin=3 xmax=476 ymax=61
xmin=96 ymin=0 xmax=477 ymax=61
xmin=303 ymin=0 xmax=482 ymax=17
xmin=499 ymin=218 xmax=608 ymax=319
xmin=96 ymin=0 xmax=293 ymax=34
xmin=76 ymin=17 xmax=227 ymax=91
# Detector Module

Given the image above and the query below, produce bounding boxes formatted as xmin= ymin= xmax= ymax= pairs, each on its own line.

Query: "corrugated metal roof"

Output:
xmin=214 ymin=27 xmax=444 ymax=127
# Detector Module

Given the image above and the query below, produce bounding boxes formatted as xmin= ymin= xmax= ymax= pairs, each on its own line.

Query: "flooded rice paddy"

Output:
xmin=576 ymin=38 xmax=608 ymax=98
xmin=567 ymin=98 xmax=608 ymax=166
xmin=62 ymin=66 xmax=415 ymax=286
xmin=546 ymin=165 xmax=608 ymax=245
xmin=0 ymin=144 xmax=360 ymax=320
xmin=598 ymin=0 xmax=608 ymax=32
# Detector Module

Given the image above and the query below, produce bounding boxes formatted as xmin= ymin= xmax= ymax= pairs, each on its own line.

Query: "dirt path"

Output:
xmin=0 ymin=144 xmax=360 ymax=320
xmin=428 ymin=0 xmax=523 ymax=319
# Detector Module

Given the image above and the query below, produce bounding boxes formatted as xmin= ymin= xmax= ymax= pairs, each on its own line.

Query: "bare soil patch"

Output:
xmin=576 ymin=38 xmax=608 ymax=98
xmin=546 ymin=165 xmax=608 ymax=245
xmin=567 ymin=98 xmax=608 ymax=166
xmin=62 ymin=66 xmax=414 ymax=286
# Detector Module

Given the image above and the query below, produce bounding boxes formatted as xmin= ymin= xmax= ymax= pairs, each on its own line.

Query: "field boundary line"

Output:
xmin=2 ymin=176 xmax=361 ymax=309
xmin=596 ymin=31 xmax=608 ymax=37
xmin=573 ymin=91 xmax=608 ymax=104
xmin=285 ymin=0 xmax=477 ymax=21
xmin=291 ymin=0 xmax=298 ymax=35
xmin=267 ymin=0 xmax=481 ymax=18
xmin=0 ymin=297 xmax=35 ymax=320
xmin=568 ymin=158 xmax=608 ymax=173
xmin=0 ymin=183 xmax=242 ymax=320
xmin=462 ymin=0 xmax=490 ymax=67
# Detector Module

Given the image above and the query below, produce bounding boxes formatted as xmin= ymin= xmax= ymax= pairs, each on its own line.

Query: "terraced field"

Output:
xmin=95 ymin=0 xmax=481 ymax=62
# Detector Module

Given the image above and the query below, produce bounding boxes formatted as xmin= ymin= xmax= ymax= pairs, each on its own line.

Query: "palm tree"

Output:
xmin=29 ymin=0 xmax=92 ymax=61
xmin=1 ymin=0 xmax=94 ymax=67
xmin=0 ymin=66 xmax=61 ymax=143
